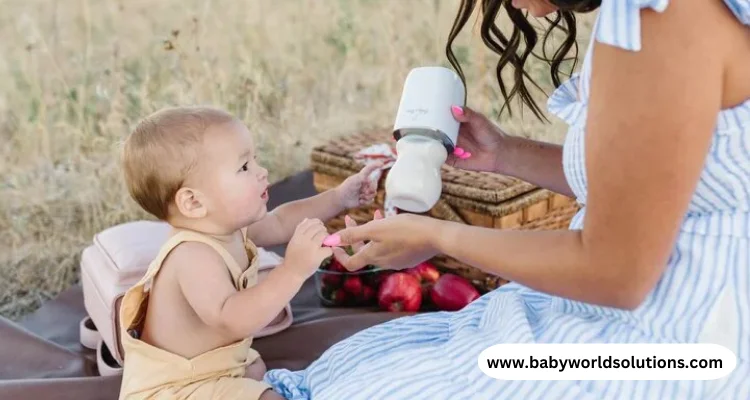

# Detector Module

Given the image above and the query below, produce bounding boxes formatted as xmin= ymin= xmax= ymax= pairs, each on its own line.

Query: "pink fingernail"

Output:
xmin=453 ymin=147 xmax=465 ymax=156
xmin=451 ymin=105 xmax=464 ymax=116
xmin=322 ymin=234 xmax=341 ymax=247
xmin=460 ymin=152 xmax=472 ymax=159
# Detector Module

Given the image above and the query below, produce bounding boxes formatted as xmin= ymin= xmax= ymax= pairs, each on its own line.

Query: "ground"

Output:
xmin=0 ymin=0 xmax=593 ymax=320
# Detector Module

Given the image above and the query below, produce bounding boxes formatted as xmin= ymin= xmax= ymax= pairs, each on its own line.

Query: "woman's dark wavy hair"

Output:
xmin=446 ymin=0 xmax=601 ymax=122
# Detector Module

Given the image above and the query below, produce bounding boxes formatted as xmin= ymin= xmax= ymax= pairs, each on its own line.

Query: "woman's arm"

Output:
xmin=336 ymin=0 xmax=728 ymax=310
xmin=499 ymin=135 xmax=573 ymax=197
xmin=437 ymin=0 xmax=726 ymax=309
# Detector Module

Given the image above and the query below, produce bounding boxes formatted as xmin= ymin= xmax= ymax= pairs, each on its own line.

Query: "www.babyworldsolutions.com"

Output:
xmin=477 ymin=343 xmax=737 ymax=380
xmin=487 ymin=353 xmax=722 ymax=372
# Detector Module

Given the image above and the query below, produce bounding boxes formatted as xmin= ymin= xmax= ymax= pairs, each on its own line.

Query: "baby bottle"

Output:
xmin=385 ymin=66 xmax=466 ymax=213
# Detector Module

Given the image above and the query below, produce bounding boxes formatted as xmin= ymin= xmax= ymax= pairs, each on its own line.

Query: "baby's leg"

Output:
xmin=244 ymin=359 xmax=283 ymax=399
xmin=245 ymin=357 xmax=267 ymax=381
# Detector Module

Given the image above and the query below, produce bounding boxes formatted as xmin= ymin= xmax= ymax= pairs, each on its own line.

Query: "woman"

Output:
xmin=266 ymin=0 xmax=750 ymax=398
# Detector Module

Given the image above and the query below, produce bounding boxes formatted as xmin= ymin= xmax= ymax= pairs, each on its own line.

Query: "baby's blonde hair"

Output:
xmin=122 ymin=106 xmax=236 ymax=220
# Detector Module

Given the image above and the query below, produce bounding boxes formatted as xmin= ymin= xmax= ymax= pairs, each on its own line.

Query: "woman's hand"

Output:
xmin=342 ymin=210 xmax=384 ymax=253
xmin=447 ymin=105 xmax=509 ymax=173
xmin=330 ymin=213 xmax=444 ymax=271
xmin=450 ymin=104 xmax=575 ymax=197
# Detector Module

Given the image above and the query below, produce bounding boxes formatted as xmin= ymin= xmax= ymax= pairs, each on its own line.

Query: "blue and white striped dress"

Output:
xmin=265 ymin=1 xmax=750 ymax=398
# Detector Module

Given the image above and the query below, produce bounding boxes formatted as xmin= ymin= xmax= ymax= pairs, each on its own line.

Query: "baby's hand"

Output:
xmin=283 ymin=218 xmax=332 ymax=280
xmin=334 ymin=162 xmax=382 ymax=210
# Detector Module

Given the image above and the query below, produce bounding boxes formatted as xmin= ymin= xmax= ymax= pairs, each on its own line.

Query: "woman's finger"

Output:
xmin=345 ymin=214 xmax=356 ymax=228
xmin=336 ymin=242 xmax=376 ymax=272
xmin=331 ymin=246 xmax=349 ymax=264
xmin=345 ymin=215 xmax=366 ymax=252
xmin=334 ymin=219 xmax=381 ymax=246
xmin=452 ymin=104 xmax=482 ymax=125
xmin=446 ymin=153 xmax=467 ymax=168
xmin=331 ymin=246 xmax=365 ymax=270
xmin=451 ymin=105 xmax=468 ymax=122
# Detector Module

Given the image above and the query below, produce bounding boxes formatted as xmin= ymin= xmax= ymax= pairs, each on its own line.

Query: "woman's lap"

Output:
xmin=264 ymin=307 xmax=454 ymax=399
xmin=264 ymin=286 xmax=596 ymax=398
xmin=265 ymin=283 xmax=750 ymax=399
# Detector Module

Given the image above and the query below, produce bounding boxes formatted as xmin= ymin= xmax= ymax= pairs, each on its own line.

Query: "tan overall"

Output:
xmin=117 ymin=229 xmax=272 ymax=399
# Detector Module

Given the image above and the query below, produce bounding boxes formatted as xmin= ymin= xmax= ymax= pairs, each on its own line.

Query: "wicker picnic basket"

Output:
xmin=311 ymin=128 xmax=581 ymax=292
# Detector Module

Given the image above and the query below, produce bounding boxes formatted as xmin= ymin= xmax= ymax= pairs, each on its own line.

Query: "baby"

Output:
xmin=117 ymin=106 xmax=379 ymax=399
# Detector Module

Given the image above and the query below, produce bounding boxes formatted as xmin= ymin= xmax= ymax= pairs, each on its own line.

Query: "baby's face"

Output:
xmin=195 ymin=119 xmax=269 ymax=229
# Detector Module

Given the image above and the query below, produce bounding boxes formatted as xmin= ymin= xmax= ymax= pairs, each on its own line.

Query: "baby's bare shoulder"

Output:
xmin=160 ymin=240 xmax=238 ymax=322
xmin=161 ymin=240 xmax=228 ymax=278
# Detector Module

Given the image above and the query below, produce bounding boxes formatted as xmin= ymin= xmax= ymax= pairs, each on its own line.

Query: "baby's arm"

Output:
xmin=247 ymin=163 xmax=381 ymax=248
xmin=245 ymin=190 xmax=345 ymax=248
xmin=173 ymin=242 xmax=306 ymax=340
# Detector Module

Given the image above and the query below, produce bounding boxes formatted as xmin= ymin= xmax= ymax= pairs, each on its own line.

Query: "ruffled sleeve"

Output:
xmin=722 ymin=0 xmax=750 ymax=26
xmin=593 ymin=0 xmax=669 ymax=52
xmin=594 ymin=0 xmax=750 ymax=51
xmin=547 ymin=74 xmax=587 ymax=127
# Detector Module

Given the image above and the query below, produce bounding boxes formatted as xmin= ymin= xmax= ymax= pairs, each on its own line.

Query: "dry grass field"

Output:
xmin=0 ymin=0 xmax=594 ymax=320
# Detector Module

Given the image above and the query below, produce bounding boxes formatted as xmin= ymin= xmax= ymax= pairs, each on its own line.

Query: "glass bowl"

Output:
xmin=314 ymin=257 xmax=391 ymax=307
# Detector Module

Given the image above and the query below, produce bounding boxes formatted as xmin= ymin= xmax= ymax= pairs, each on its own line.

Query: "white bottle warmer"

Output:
xmin=385 ymin=66 xmax=466 ymax=213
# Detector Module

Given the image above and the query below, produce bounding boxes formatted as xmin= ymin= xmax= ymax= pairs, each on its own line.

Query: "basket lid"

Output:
xmin=310 ymin=128 xmax=538 ymax=205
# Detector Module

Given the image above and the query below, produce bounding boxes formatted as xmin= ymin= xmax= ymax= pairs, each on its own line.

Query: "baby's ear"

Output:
xmin=174 ymin=187 xmax=208 ymax=219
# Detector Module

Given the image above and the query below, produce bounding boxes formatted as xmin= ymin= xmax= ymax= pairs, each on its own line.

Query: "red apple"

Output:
xmin=406 ymin=261 xmax=440 ymax=298
xmin=407 ymin=262 xmax=440 ymax=282
xmin=343 ymin=276 xmax=363 ymax=296
xmin=377 ymin=272 xmax=422 ymax=312
xmin=430 ymin=273 xmax=480 ymax=311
